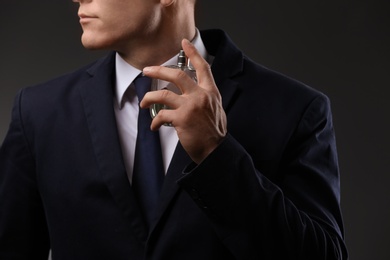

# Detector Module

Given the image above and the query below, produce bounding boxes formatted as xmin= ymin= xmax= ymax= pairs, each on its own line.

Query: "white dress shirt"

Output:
xmin=114 ymin=29 xmax=211 ymax=184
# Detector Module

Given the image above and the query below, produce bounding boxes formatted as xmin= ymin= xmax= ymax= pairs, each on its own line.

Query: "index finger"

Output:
xmin=181 ymin=39 xmax=216 ymax=90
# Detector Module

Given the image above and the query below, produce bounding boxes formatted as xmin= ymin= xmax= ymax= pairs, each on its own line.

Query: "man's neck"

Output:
xmin=117 ymin=22 xmax=196 ymax=69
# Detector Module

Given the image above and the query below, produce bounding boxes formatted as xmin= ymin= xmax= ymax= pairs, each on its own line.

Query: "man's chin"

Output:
xmin=82 ymin=44 xmax=105 ymax=51
xmin=81 ymin=41 xmax=106 ymax=51
xmin=81 ymin=36 xmax=111 ymax=51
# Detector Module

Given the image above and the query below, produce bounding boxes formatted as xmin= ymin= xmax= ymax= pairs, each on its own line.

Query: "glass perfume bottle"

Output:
xmin=150 ymin=50 xmax=197 ymax=125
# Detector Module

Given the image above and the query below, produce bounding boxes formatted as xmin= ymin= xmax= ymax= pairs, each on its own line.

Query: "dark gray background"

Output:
xmin=1 ymin=1 xmax=389 ymax=259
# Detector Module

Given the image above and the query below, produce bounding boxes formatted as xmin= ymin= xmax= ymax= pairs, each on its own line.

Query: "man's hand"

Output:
xmin=141 ymin=39 xmax=227 ymax=164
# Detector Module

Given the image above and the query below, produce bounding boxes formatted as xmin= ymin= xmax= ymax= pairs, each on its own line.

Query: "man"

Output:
xmin=0 ymin=0 xmax=348 ymax=259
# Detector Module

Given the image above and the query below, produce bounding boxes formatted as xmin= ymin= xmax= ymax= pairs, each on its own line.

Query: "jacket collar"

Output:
xmin=201 ymin=29 xmax=243 ymax=112
xmin=80 ymin=53 xmax=150 ymax=243
xmin=151 ymin=29 xmax=243 ymax=234
xmin=79 ymin=29 xmax=243 ymax=242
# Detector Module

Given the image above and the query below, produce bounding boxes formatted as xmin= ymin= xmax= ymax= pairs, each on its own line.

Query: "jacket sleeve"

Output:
xmin=177 ymin=94 xmax=348 ymax=259
xmin=0 ymin=90 xmax=50 ymax=259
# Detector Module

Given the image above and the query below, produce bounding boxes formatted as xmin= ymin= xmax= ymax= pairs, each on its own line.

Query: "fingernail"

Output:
xmin=182 ymin=38 xmax=192 ymax=46
xmin=143 ymin=67 xmax=152 ymax=73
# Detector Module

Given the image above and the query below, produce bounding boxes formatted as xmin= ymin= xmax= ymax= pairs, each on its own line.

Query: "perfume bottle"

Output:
xmin=150 ymin=50 xmax=197 ymax=125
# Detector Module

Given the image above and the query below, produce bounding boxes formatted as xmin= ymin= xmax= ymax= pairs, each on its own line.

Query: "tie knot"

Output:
xmin=134 ymin=75 xmax=152 ymax=101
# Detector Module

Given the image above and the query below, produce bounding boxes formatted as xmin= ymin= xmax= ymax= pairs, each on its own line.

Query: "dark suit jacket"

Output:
xmin=0 ymin=29 xmax=348 ymax=259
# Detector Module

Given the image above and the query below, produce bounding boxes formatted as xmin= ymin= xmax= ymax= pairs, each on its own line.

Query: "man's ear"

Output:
xmin=160 ymin=0 xmax=175 ymax=7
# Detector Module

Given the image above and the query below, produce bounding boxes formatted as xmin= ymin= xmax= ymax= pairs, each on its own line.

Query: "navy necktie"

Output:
xmin=132 ymin=75 xmax=164 ymax=227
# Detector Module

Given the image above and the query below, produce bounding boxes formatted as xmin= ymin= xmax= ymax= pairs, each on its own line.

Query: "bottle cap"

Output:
xmin=177 ymin=50 xmax=187 ymax=68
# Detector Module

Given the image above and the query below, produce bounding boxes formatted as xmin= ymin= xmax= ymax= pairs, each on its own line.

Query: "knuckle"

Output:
xmin=159 ymin=89 xmax=171 ymax=99
xmin=199 ymin=62 xmax=211 ymax=74
xmin=198 ymin=93 xmax=211 ymax=107
xmin=203 ymin=62 xmax=212 ymax=71
xmin=154 ymin=66 xmax=164 ymax=73
xmin=156 ymin=107 xmax=166 ymax=118
xmin=175 ymin=70 xmax=188 ymax=81
xmin=155 ymin=108 xmax=173 ymax=126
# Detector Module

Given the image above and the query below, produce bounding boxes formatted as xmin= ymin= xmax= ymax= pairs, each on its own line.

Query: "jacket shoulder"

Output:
xmin=23 ymin=54 xmax=113 ymax=97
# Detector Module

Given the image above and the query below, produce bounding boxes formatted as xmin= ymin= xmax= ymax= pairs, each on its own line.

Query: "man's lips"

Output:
xmin=78 ymin=13 xmax=98 ymax=23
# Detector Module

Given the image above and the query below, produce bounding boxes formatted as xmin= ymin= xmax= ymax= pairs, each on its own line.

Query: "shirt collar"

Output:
xmin=115 ymin=29 xmax=210 ymax=109
xmin=115 ymin=54 xmax=141 ymax=109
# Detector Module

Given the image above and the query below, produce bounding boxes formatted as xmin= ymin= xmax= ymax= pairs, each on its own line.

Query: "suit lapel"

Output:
xmin=76 ymin=30 xmax=243 ymax=241
xmin=78 ymin=53 xmax=149 ymax=242
xmin=204 ymin=29 xmax=243 ymax=114
xmin=152 ymin=142 xmax=191 ymax=227
xmin=150 ymin=30 xmax=243 ymax=232
xmin=151 ymin=80 xmax=239 ymax=232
